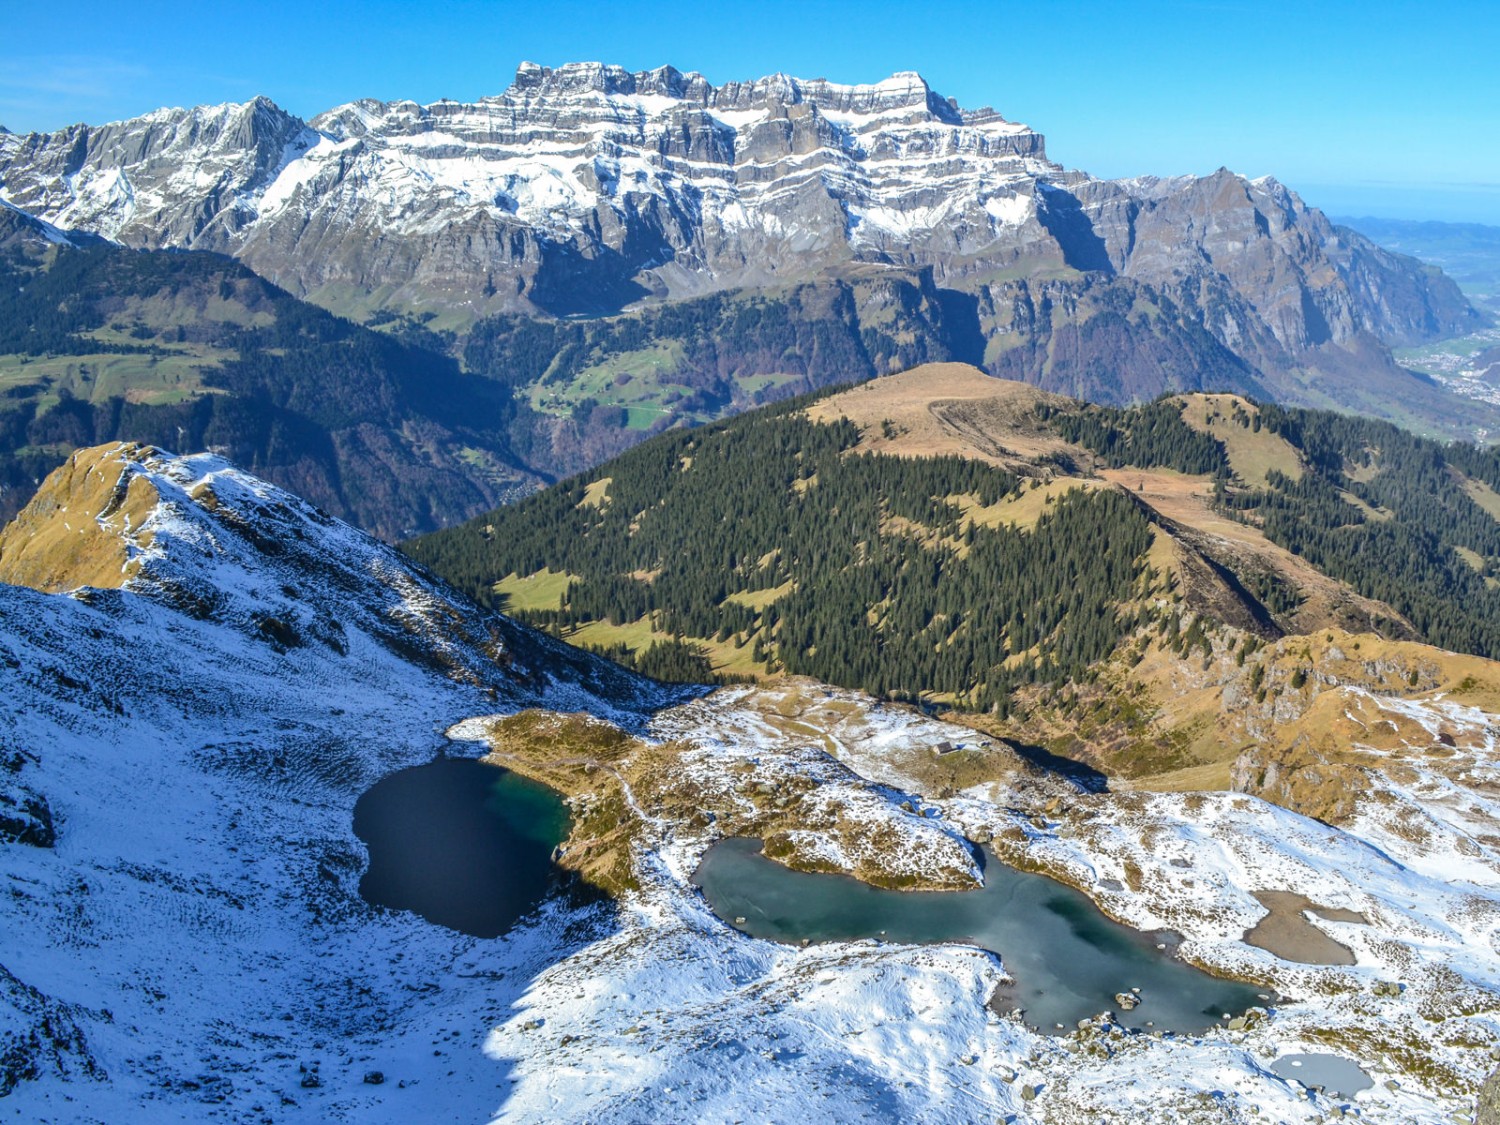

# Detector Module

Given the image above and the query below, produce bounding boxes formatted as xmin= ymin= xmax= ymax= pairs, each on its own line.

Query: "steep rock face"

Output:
xmin=0 ymin=97 xmax=316 ymax=246
xmin=0 ymin=62 xmax=1477 ymax=360
xmin=1077 ymin=171 xmax=1478 ymax=351
xmin=1479 ymin=1066 xmax=1500 ymax=1125
xmin=977 ymin=273 xmax=1272 ymax=401
xmin=255 ymin=63 xmax=1067 ymax=317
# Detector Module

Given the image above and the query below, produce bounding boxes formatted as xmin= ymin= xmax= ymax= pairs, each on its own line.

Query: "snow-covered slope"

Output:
xmin=450 ymin=680 xmax=1500 ymax=1124
xmin=0 ymin=62 xmax=1478 ymax=353
xmin=0 ymin=442 xmax=667 ymax=1118
xmin=0 ymin=97 xmax=317 ymax=246
xmin=4 ymin=444 xmax=1500 ymax=1123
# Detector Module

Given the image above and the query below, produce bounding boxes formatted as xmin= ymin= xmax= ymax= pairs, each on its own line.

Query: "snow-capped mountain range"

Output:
xmin=0 ymin=61 xmax=1480 ymax=355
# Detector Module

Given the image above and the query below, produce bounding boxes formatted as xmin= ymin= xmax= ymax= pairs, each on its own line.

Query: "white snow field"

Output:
xmin=2 ymin=445 xmax=1497 ymax=1122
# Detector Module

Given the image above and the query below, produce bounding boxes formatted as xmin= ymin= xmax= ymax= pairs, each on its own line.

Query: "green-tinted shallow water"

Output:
xmin=693 ymin=837 xmax=1266 ymax=1033
xmin=354 ymin=758 xmax=571 ymax=938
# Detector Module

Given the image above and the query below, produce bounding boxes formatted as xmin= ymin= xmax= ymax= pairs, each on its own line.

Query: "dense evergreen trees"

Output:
xmin=1232 ymin=406 xmax=1500 ymax=657
xmin=1040 ymin=399 xmax=1228 ymax=475
xmin=1065 ymin=398 xmax=1500 ymax=660
xmin=412 ymin=389 xmax=1500 ymax=699
xmin=407 ymin=394 xmax=1154 ymax=705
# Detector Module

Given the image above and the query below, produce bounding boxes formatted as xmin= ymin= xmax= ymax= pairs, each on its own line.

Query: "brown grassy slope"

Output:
xmin=803 ymin=366 xmax=1500 ymax=807
xmin=804 ymin=363 xmax=1076 ymax=469
xmin=1101 ymin=467 xmax=1412 ymax=639
xmin=0 ymin=442 xmax=158 ymax=592
xmin=810 ymin=365 xmax=1410 ymax=640
xmin=978 ymin=620 xmax=1500 ymax=817
xmin=1177 ymin=393 xmax=1303 ymax=485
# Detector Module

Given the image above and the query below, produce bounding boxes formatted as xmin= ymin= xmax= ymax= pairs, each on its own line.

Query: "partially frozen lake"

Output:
xmin=1270 ymin=1053 xmax=1373 ymax=1098
xmin=694 ymin=836 xmax=1266 ymax=1033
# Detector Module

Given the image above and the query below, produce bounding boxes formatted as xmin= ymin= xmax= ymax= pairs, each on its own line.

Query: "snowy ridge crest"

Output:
xmin=3 ymin=442 xmax=661 ymax=713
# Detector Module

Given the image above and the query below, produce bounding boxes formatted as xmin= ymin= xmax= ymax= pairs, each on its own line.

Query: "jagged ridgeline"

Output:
xmin=4 ymin=63 xmax=1496 ymax=450
xmin=408 ymin=380 xmax=1500 ymax=708
xmin=406 ymin=391 xmax=1156 ymax=712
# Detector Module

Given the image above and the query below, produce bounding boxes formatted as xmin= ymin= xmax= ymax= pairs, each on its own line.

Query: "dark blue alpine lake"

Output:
xmin=354 ymin=758 xmax=571 ymax=938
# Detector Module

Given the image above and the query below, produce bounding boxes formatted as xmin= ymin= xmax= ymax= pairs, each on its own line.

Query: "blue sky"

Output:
xmin=3 ymin=0 xmax=1498 ymax=222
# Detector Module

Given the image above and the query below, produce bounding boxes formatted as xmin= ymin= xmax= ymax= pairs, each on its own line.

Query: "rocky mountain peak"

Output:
xmin=113 ymin=95 xmax=304 ymax=156
xmin=509 ymin=60 xmax=711 ymax=102
xmin=498 ymin=62 xmax=964 ymax=122
xmin=0 ymin=60 xmax=1480 ymax=369
xmin=0 ymin=94 xmax=316 ymax=244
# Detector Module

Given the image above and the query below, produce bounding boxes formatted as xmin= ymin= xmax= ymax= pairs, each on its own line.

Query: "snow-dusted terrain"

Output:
xmin=0 ymin=62 xmax=1474 ymax=358
xmin=0 ymin=64 xmax=1066 ymax=300
xmin=3 ymin=445 xmax=1500 ymax=1122
xmin=0 ymin=443 xmax=668 ymax=1121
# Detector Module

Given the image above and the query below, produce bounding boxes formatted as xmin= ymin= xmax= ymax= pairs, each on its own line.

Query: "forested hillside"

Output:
xmin=0 ymin=214 xmax=538 ymax=536
xmin=408 ymin=374 xmax=1500 ymax=714
xmin=407 ymin=393 xmax=1153 ymax=712
xmin=1059 ymin=399 xmax=1500 ymax=658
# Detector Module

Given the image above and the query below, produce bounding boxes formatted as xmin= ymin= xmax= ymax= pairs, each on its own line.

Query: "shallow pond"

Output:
xmin=693 ymin=837 xmax=1266 ymax=1033
xmin=353 ymin=758 xmax=571 ymax=937
xmin=1270 ymin=1053 xmax=1373 ymax=1098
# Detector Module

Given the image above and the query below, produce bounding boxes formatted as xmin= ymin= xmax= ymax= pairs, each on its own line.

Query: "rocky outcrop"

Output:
xmin=1478 ymin=1064 xmax=1500 ymax=1125
xmin=0 ymin=964 xmax=101 ymax=1098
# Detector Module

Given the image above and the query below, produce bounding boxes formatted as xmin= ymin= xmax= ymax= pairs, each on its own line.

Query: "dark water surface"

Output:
xmin=693 ymin=837 xmax=1265 ymax=1033
xmin=353 ymin=758 xmax=571 ymax=937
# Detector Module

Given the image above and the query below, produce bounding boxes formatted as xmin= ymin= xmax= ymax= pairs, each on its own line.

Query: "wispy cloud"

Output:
xmin=0 ymin=57 xmax=146 ymax=97
xmin=0 ymin=56 xmax=151 ymax=131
